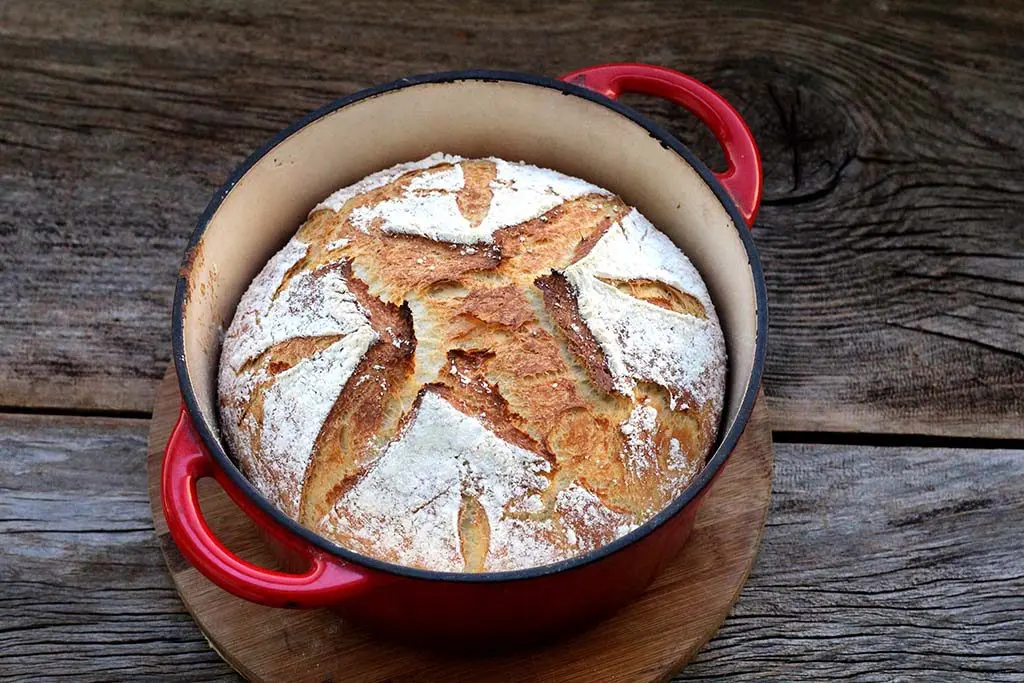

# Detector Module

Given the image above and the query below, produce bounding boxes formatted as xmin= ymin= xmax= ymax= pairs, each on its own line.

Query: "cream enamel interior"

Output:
xmin=180 ymin=78 xmax=760 ymax=455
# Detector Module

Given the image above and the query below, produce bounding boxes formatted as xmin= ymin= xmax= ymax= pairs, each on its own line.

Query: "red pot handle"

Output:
xmin=161 ymin=404 xmax=379 ymax=607
xmin=561 ymin=63 xmax=762 ymax=226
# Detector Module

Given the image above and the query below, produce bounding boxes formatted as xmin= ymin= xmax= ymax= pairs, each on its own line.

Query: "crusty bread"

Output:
xmin=218 ymin=154 xmax=726 ymax=572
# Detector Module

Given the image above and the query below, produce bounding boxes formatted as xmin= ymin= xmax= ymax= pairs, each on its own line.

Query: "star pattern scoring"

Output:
xmin=218 ymin=155 xmax=725 ymax=572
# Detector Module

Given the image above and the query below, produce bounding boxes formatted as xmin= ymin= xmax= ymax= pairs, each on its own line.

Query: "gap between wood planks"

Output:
xmin=773 ymin=431 xmax=1024 ymax=450
xmin=3 ymin=404 xmax=1023 ymax=451
xmin=0 ymin=404 xmax=153 ymax=420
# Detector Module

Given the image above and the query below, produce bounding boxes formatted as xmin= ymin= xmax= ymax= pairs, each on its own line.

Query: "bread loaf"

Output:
xmin=218 ymin=153 xmax=726 ymax=572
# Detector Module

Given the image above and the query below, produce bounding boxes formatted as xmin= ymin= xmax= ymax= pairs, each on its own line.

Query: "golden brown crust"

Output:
xmin=218 ymin=155 xmax=726 ymax=572
xmin=299 ymin=262 xmax=417 ymax=525
xmin=457 ymin=493 xmax=491 ymax=572
xmin=534 ymin=271 xmax=617 ymax=394
xmin=430 ymin=350 xmax=552 ymax=461
xmin=233 ymin=334 xmax=345 ymax=380
xmin=455 ymin=159 xmax=498 ymax=226
xmin=598 ymin=277 xmax=708 ymax=318
xmin=455 ymin=283 xmax=535 ymax=329
xmin=491 ymin=193 xmax=627 ymax=279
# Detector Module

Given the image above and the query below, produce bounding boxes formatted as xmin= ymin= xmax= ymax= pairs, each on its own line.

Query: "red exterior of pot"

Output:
xmin=333 ymin=488 xmax=707 ymax=645
xmin=163 ymin=403 xmax=710 ymax=643
xmin=162 ymin=62 xmax=763 ymax=645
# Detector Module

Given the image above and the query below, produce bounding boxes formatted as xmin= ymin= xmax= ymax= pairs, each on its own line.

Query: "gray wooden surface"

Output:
xmin=2 ymin=0 xmax=1023 ymax=680
xmin=2 ymin=0 xmax=1023 ymax=435
xmin=3 ymin=416 xmax=1021 ymax=681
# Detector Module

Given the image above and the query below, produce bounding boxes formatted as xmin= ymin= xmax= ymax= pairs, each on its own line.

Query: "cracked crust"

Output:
xmin=218 ymin=154 xmax=726 ymax=572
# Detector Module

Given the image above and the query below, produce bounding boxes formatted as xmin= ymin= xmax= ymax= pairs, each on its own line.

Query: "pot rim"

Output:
xmin=172 ymin=68 xmax=768 ymax=584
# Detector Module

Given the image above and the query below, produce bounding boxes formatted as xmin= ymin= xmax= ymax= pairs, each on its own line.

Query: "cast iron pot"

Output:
xmin=165 ymin=63 xmax=767 ymax=644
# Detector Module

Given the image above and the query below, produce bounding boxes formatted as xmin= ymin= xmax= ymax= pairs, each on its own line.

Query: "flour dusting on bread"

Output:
xmin=319 ymin=391 xmax=556 ymax=571
xmin=347 ymin=155 xmax=610 ymax=245
xmin=314 ymin=152 xmax=462 ymax=214
xmin=563 ymin=208 xmax=725 ymax=409
xmin=219 ymin=154 xmax=726 ymax=572
xmin=217 ymin=237 xmax=382 ymax=516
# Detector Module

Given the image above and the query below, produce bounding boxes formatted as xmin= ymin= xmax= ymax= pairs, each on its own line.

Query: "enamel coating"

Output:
xmin=163 ymin=63 xmax=766 ymax=643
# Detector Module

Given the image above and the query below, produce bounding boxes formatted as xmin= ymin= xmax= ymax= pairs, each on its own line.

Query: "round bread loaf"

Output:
xmin=218 ymin=153 xmax=727 ymax=572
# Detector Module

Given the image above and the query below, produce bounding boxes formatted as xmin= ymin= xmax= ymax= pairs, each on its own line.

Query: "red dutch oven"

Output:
xmin=166 ymin=63 xmax=767 ymax=644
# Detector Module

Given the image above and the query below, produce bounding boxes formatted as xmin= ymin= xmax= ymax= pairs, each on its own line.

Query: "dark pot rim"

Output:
xmin=172 ymin=68 xmax=768 ymax=584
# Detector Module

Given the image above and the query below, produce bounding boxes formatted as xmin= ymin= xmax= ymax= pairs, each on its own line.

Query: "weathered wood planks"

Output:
xmin=1 ymin=1 xmax=1022 ymax=435
xmin=2 ymin=414 xmax=1020 ymax=680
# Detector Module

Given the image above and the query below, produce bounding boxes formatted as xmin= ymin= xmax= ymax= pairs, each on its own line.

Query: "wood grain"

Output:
xmin=681 ymin=443 xmax=1024 ymax=682
xmin=144 ymin=369 xmax=773 ymax=683
xmin=0 ymin=414 xmax=231 ymax=681
xmin=1 ymin=1 xmax=1022 ymax=435
xmin=2 ymin=414 xmax=1021 ymax=680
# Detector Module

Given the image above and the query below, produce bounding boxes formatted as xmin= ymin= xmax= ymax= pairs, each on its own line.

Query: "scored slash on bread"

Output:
xmin=218 ymin=154 xmax=726 ymax=572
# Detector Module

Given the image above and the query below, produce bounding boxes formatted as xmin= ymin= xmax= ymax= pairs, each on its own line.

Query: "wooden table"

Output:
xmin=2 ymin=1 xmax=1022 ymax=680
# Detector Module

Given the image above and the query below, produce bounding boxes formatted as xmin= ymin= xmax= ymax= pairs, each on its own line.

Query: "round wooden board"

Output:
xmin=148 ymin=367 xmax=773 ymax=682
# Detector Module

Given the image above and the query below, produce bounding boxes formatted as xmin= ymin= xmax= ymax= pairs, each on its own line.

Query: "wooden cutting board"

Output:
xmin=148 ymin=367 xmax=773 ymax=682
